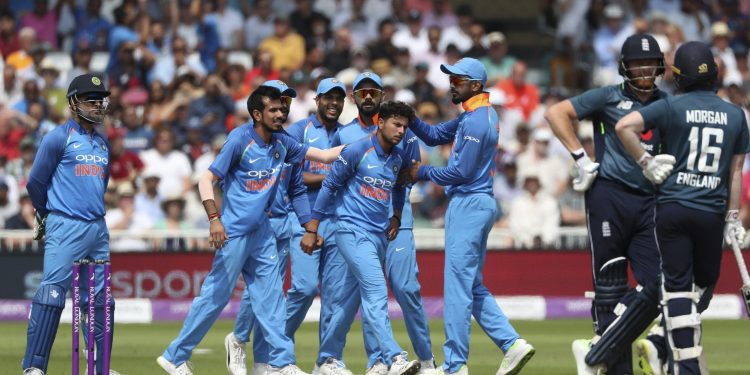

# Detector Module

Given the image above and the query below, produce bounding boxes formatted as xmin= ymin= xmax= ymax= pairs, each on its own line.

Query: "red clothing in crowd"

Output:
xmin=496 ymin=78 xmax=540 ymax=121
xmin=109 ymin=151 xmax=144 ymax=182
xmin=0 ymin=127 xmax=25 ymax=161
xmin=0 ymin=33 xmax=20 ymax=58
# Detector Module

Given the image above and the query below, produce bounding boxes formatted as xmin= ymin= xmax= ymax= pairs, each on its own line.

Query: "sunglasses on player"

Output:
xmin=353 ymin=88 xmax=383 ymax=101
xmin=449 ymin=75 xmax=480 ymax=86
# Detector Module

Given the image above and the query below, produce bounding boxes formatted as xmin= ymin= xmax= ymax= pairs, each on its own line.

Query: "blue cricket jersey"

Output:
xmin=286 ymin=115 xmax=342 ymax=215
xmin=268 ymin=162 xmax=311 ymax=225
xmin=209 ymin=123 xmax=309 ymax=237
xmin=412 ymin=92 xmax=497 ymax=196
xmin=27 ymin=119 xmax=110 ymax=220
xmin=312 ymin=133 xmax=407 ymax=233
xmin=333 ymin=115 xmax=421 ymax=229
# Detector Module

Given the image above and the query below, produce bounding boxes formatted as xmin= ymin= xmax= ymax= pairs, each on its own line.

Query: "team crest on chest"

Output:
xmin=274 ymin=151 xmax=280 ymax=159
xmin=393 ymin=164 xmax=398 ymax=173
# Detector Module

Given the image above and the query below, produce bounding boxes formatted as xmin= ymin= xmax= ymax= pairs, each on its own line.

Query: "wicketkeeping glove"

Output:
xmin=573 ymin=155 xmax=599 ymax=192
xmin=33 ymin=212 xmax=47 ymax=240
xmin=724 ymin=209 xmax=746 ymax=245
xmin=639 ymin=153 xmax=676 ymax=184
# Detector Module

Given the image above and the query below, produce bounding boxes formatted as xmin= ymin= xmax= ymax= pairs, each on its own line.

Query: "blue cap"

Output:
xmin=261 ymin=80 xmax=297 ymax=97
xmin=352 ymin=72 xmax=382 ymax=90
xmin=316 ymin=78 xmax=346 ymax=95
xmin=440 ymin=58 xmax=487 ymax=85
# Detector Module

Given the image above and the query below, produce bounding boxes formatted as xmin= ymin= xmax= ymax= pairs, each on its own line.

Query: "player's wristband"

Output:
xmin=305 ymin=229 xmax=317 ymax=235
xmin=571 ymin=148 xmax=586 ymax=161
xmin=208 ymin=212 xmax=221 ymax=222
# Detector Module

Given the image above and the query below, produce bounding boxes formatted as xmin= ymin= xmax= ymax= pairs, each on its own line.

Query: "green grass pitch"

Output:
xmin=1 ymin=319 xmax=748 ymax=374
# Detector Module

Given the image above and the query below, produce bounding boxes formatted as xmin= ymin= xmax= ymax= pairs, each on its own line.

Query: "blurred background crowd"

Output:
xmin=0 ymin=0 xmax=749 ymax=250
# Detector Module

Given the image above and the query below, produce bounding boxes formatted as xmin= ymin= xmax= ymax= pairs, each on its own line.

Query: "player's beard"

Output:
xmin=358 ymin=100 xmax=380 ymax=118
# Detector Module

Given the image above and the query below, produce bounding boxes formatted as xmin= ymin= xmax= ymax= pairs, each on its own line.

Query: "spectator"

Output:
xmin=0 ymin=9 xmax=19 ymax=59
xmin=193 ymin=133 xmax=225 ymax=176
xmin=462 ymin=21 xmax=487 ymax=58
xmin=324 ymin=27 xmax=355 ymax=74
xmin=73 ymin=0 xmax=110 ymax=52
xmin=416 ymin=26 xmax=449 ymax=92
xmin=668 ymin=0 xmax=711 ymax=42
xmin=559 ymin=171 xmax=586 ymax=226
xmin=711 ymin=21 xmax=743 ymax=86
xmin=106 ymin=182 xmax=153 ymax=252
xmin=107 ymin=38 xmax=155 ymax=91
xmin=145 ymin=18 xmax=171 ymax=57
xmin=187 ymin=74 xmax=234 ymax=140
xmin=21 ymin=0 xmax=63 ymax=49
xmin=108 ymin=127 xmax=144 ymax=189
xmin=260 ymin=16 xmax=306 ymax=72
xmin=493 ymin=154 xmax=522 ymax=223
xmin=392 ymin=10 xmax=429 ymax=61
xmin=6 ymin=136 xmax=35 ymax=187
xmin=290 ymin=0 xmax=329 ymax=37
xmin=508 ymin=170 xmax=560 ymax=248
xmin=66 ymin=41 xmax=93 ymax=87
xmin=27 ymin=102 xmax=55 ymax=140
xmin=6 ymin=27 xmax=36 ymax=77
xmin=139 ymin=127 xmax=192 ymax=197
xmin=481 ymin=32 xmax=516 ymax=85
xmin=243 ymin=50 xmax=280 ymax=94
xmin=496 ymin=61 xmax=540 ymax=121
xmin=439 ymin=4 xmax=473 ymax=53
xmin=422 ymin=0 xmax=458 ymax=29
xmin=388 ymin=47 xmax=416 ymax=90
xmin=121 ymin=105 xmax=153 ymax=153
xmin=331 ymin=0 xmax=377 ymax=48
xmin=592 ymin=3 xmax=628 ymax=85
xmin=0 ymin=107 xmax=26 ymax=161
xmin=368 ymin=18 xmax=399 ymax=64
xmin=1 ymin=66 xmax=23 ymax=105
xmin=213 ymin=0 xmax=244 ymax=49
xmin=516 ymin=128 xmax=569 ymax=197
xmin=134 ymin=167 xmax=164 ymax=222
xmin=408 ymin=62 xmax=437 ymax=103
xmin=4 ymin=189 xmax=33 ymax=230
xmin=153 ymin=192 xmax=191 ymax=251
xmin=151 ymin=37 xmax=207 ymax=86
xmin=243 ymin=0 xmax=275 ymax=50
xmin=181 ymin=121 xmax=210 ymax=163
xmin=147 ymin=80 xmax=188 ymax=129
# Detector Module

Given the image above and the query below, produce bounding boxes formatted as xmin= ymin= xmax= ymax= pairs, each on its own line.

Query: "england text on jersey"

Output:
xmin=675 ymin=172 xmax=721 ymax=189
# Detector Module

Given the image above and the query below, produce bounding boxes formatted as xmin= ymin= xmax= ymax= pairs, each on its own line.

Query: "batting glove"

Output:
xmin=573 ymin=155 xmax=599 ymax=192
xmin=639 ymin=153 xmax=676 ymax=184
xmin=724 ymin=209 xmax=746 ymax=245
xmin=33 ymin=212 xmax=47 ymax=240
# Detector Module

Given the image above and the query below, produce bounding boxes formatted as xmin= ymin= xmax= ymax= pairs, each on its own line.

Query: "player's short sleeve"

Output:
xmin=638 ymin=98 xmax=671 ymax=132
xmin=570 ymin=87 xmax=610 ymax=119
xmin=734 ymin=113 xmax=750 ymax=154
xmin=279 ymin=133 xmax=309 ymax=164
xmin=208 ymin=131 xmax=243 ymax=179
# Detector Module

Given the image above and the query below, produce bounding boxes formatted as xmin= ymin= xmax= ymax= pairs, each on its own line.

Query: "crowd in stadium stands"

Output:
xmin=0 ymin=0 xmax=749 ymax=250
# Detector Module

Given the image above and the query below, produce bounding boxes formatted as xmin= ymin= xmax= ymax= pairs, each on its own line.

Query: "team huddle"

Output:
xmin=18 ymin=34 xmax=748 ymax=375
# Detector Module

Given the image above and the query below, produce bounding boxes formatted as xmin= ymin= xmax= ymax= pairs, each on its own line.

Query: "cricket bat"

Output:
xmin=729 ymin=236 xmax=750 ymax=317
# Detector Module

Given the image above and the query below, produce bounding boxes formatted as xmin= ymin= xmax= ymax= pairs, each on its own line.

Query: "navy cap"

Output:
xmin=261 ymin=79 xmax=297 ymax=98
xmin=67 ymin=73 xmax=110 ymax=98
xmin=671 ymin=41 xmax=718 ymax=81
xmin=353 ymin=72 xmax=383 ymax=90
xmin=440 ymin=58 xmax=487 ymax=85
xmin=316 ymin=78 xmax=346 ymax=95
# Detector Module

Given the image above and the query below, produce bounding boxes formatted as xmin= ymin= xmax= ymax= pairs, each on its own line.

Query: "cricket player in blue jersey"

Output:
xmin=403 ymin=58 xmax=534 ymax=375
xmin=225 ymin=80 xmax=307 ymax=375
xmin=285 ymin=78 xmax=359 ymax=375
xmin=333 ymin=72 xmax=436 ymax=375
xmin=301 ymin=101 xmax=422 ymax=375
xmin=546 ymin=34 xmax=670 ymax=375
xmin=616 ymin=41 xmax=750 ymax=375
xmin=157 ymin=86 xmax=343 ymax=375
xmin=22 ymin=73 xmax=113 ymax=375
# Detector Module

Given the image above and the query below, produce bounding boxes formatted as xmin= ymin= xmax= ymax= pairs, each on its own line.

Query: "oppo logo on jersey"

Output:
xmin=363 ymin=176 xmax=395 ymax=188
xmin=246 ymin=166 xmax=281 ymax=178
xmin=245 ymin=166 xmax=281 ymax=192
xmin=75 ymin=154 xmax=109 ymax=165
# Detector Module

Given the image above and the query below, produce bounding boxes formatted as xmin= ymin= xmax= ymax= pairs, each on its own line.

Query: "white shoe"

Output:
xmin=636 ymin=339 xmax=663 ymax=375
xmin=366 ymin=361 xmax=388 ymax=375
xmin=225 ymin=333 xmax=248 ymax=375
xmin=439 ymin=365 xmax=468 ymax=375
xmin=252 ymin=363 xmax=270 ymax=375
xmin=23 ymin=368 xmax=44 ymax=375
xmin=388 ymin=352 xmax=421 ymax=375
xmin=318 ymin=358 xmax=353 ymax=375
xmin=267 ymin=364 xmax=311 ymax=375
xmin=157 ymin=355 xmax=194 ymax=375
xmin=498 ymin=339 xmax=535 ymax=375
xmin=571 ymin=339 xmax=602 ymax=375
xmin=418 ymin=358 xmax=440 ymax=375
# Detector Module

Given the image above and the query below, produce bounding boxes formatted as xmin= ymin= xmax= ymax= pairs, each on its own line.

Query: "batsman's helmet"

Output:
xmin=671 ymin=41 xmax=718 ymax=92
xmin=618 ymin=33 xmax=665 ymax=77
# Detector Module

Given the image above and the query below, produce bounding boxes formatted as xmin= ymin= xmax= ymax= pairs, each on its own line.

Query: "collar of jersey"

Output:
xmin=248 ymin=124 xmax=271 ymax=148
xmin=68 ymin=119 xmax=98 ymax=138
xmin=357 ymin=113 xmax=379 ymax=129
xmin=462 ymin=92 xmax=490 ymax=112
xmin=369 ymin=132 xmax=388 ymax=158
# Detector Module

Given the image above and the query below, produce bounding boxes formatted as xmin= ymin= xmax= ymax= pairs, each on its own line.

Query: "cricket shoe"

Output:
xmin=366 ymin=361 xmax=388 ymax=375
xmin=317 ymin=358 xmax=353 ymax=375
xmin=437 ymin=365 xmax=468 ymax=375
xmin=22 ymin=368 xmax=44 ymax=375
xmin=225 ymin=333 xmax=247 ymax=375
xmin=571 ymin=339 xmax=603 ymax=375
xmin=252 ymin=363 xmax=270 ymax=375
xmin=498 ymin=339 xmax=535 ymax=375
xmin=388 ymin=352 xmax=421 ymax=375
xmin=157 ymin=355 xmax=194 ymax=375
xmin=635 ymin=339 xmax=664 ymax=375
xmin=266 ymin=364 xmax=311 ymax=375
xmin=418 ymin=358 xmax=440 ymax=375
